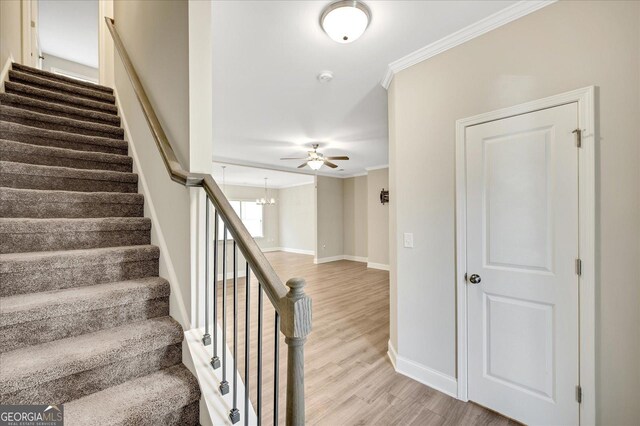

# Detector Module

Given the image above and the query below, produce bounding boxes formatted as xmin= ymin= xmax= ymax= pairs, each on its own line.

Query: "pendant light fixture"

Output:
xmin=320 ymin=0 xmax=371 ymax=44
xmin=256 ymin=178 xmax=276 ymax=206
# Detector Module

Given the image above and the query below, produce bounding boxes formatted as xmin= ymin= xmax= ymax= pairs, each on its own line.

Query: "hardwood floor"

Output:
xmin=216 ymin=251 xmax=515 ymax=425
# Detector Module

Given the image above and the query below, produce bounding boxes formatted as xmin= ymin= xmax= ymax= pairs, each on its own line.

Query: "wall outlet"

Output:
xmin=403 ymin=233 xmax=414 ymax=248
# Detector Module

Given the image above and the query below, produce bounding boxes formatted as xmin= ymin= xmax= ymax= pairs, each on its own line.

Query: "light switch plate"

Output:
xmin=403 ymin=233 xmax=414 ymax=248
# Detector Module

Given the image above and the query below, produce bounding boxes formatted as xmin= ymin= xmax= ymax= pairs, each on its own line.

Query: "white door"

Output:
xmin=465 ymin=103 xmax=580 ymax=425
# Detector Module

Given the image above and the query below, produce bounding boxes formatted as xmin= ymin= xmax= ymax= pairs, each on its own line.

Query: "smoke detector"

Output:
xmin=317 ymin=71 xmax=334 ymax=83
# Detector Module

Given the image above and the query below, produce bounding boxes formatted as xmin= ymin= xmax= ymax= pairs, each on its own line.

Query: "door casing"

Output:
xmin=455 ymin=86 xmax=596 ymax=425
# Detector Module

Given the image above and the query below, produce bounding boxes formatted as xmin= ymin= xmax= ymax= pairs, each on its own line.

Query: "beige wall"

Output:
xmin=42 ymin=54 xmax=99 ymax=82
xmin=279 ymin=183 xmax=315 ymax=254
xmin=367 ymin=168 xmax=389 ymax=266
xmin=388 ymin=1 xmax=640 ymax=423
xmin=316 ymin=176 xmax=344 ymax=260
xmin=342 ymin=176 xmax=368 ymax=259
xmin=114 ymin=0 xmax=193 ymax=329
xmin=0 ymin=0 xmax=22 ymax=66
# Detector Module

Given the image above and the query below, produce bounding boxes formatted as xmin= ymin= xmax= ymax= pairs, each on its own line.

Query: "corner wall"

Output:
xmin=388 ymin=1 xmax=640 ymax=423
xmin=367 ymin=168 xmax=389 ymax=268
xmin=342 ymin=175 xmax=368 ymax=260
xmin=316 ymin=176 xmax=344 ymax=261
xmin=279 ymin=183 xmax=316 ymax=254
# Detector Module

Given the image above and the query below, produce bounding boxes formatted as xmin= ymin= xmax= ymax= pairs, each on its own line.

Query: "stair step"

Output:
xmin=0 ymin=245 xmax=159 ymax=296
xmin=0 ymin=187 xmax=144 ymax=218
xmin=0 ymin=217 xmax=151 ymax=253
xmin=11 ymin=62 xmax=114 ymax=95
xmin=0 ymin=161 xmax=138 ymax=193
xmin=0 ymin=277 xmax=169 ymax=352
xmin=0 ymin=317 xmax=183 ymax=405
xmin=9 ymin=70 xmax=116 ymax=104
xmin=65 ymin=365 xmax=200 ymax=426
xmin=0 ymin=139 xmax=132 ymax=172
xmin=0 ymin=93 xmax=121 ymax=127
xmin=1 ymin=104 xmax=124 ymax=139
xmin=0 ymin=121 xmax=128 ymax=155
xmin=4 ymin=81 xmax=118 ymax=115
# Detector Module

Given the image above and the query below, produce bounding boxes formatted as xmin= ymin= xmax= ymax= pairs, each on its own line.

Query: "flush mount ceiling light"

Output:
xmin=320 ymin=0 xmax=371 ymax=44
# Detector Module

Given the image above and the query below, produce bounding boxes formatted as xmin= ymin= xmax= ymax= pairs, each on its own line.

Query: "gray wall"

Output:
xmin=367 ymin=168 xmax=389 ymax=266
xmin=279 ymin=183 xmax=315 ymax=253
xmin=114 ymin=0 xmax=192 ymax=328
xmin=388 ymin=1 xmax=640 ymax=423
xmin=316 ymin=176 xmax=344 ymax=260
xmin=342 ymin=175 xmax=368 ymax=259
xmin=42 ymin=53 xmax=99 ymax=82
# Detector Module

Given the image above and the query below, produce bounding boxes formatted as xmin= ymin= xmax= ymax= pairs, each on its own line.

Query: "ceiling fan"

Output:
xmin=280 ymin=144 xmax=349 ymax=170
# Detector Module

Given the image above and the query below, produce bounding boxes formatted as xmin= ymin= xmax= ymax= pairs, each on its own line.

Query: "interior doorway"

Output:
xmin=455 ymin=87 xmax=596 ymax=425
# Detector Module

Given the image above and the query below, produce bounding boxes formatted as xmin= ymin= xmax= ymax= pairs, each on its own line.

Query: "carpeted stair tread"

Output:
xmin=8 ymin=70 xmax=116 ymax=104
xmin=0 ymin=139 xmax=132 ymax=172
xmin=64 ymin=365 xmax=200 ymax=426
xmin=0 ymin=277 xmax=169 ymax=328
xmin=0 ymin=217 xmax=151 ymax=253
xmin=0 ymin=316 xmax=182 ymax=395
xmin=0 ymin=93 xmax=121 ymax=127
xmin=4 ymin=81 xmax=118 ymax=115
xmin=0 ymin=161 xmax=138 ymax=193
xmin=0 ymin=187 xmax=144 ymax=218
xmin=11 ymin=63 xmax=114 ymax=94
xmin=0 ymin=245 xmax=160 ymax=296
xmin=1 ymin=104 xmax=124 ymax=139
xmin=0 ymin=121 xmax=128 ymax=154
xmin=0 ymin=244 xmax=159 ymax=274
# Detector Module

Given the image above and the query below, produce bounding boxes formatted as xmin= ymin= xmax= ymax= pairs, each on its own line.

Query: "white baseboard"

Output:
xmin=216 ymin=270 xmax=247 ymax=281
xmin=314 ymin=254 xmax=368 ymax=264
xmin=0 ymin=56 xmax=14 ymax=92
xmin=261 ymin=247 xmax=281 ymax=253
xmin=367 ymin=262 xmax=390 ymax=271
xmin=387 ymin=340 xmax=457 ymax=398
xmin=278 ymin=247 xmax=315 ymax=256
xmin=343 ymin=255 xmax=368 ymax=263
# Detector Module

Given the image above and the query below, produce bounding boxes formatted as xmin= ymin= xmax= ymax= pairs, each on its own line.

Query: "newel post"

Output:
xmin=280 ymin=278 xmax=312 ymax=426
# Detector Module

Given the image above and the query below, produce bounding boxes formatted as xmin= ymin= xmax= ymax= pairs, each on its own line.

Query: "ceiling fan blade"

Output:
xmin=280 ymin=157 xmax=308 ymax=160
xmin=323 ymin=160 xmax=338 ymax=169
xmin=297 ymin=162 xmax=308 ymax=169
xmin=325 ymin=156 xmax=349 ymax=161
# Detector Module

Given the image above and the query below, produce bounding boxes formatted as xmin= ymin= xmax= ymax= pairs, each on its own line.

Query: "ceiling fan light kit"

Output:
xmin=281 ymin=143 xmax=350 ymax=171
xmin=320 ymin=0 xmax=371 ymax=44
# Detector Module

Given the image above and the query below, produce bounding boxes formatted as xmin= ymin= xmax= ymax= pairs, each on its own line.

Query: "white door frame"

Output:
xmin=455 ymin=86 xmax=596 ymax=425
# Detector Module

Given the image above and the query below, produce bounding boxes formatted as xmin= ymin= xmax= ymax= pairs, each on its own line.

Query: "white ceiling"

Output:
xmin=212 ymin=163 xmax=314 ymax=189
xmin=212 ymin=0 xmax=518 ymax=176
xmin=38 ymin=0 xmax=99 ymax=68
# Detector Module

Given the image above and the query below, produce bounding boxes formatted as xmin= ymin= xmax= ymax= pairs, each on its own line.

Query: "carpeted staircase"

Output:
xmin=0 ymin=63 xmax=201 ymax=425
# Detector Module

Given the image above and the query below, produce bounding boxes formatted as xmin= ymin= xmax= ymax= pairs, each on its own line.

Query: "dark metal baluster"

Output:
xmin=257 ymin=283 xmax=263 ymax=426
xmin=202 ymin=199 xmax=211 ymax=346
xmin=244 ymin=262 xmax=250 ymax=426
xmin=211 ymin=210 xmax=221 ymax=369
xmin=273 ymin=313 xmax=280 ymax=426
xmin=219 ymin=225 xmax=229 ymax=395
xmin=229 ymin=242 xmax=240 ymax=423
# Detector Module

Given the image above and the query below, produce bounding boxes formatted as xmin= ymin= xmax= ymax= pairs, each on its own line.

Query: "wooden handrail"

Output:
xmin=105 ymin=17 xmax=311 ymax=424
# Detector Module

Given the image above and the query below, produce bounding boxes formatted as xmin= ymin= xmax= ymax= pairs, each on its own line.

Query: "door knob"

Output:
xmin=468 ymin=274 xmax=482 ymax=284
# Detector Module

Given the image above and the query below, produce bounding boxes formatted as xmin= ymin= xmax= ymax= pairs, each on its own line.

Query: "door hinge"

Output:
xmin=575 ymin=258 xmax=582 ymax=276
xmin=575 ymin=385 xmax=582 ymax=403
xmin=572 ymin=129 xmax=582 ymax=148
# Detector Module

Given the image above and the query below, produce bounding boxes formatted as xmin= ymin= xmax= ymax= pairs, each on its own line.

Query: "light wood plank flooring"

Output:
xmin=216 ymin=251 xmax=515 ymax=425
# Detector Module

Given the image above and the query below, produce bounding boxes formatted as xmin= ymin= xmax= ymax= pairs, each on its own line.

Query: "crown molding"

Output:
xmin=380 ymin=0 xmax=556 ymax=89
xmin=365 ymin=164 xmax=389 ymax=171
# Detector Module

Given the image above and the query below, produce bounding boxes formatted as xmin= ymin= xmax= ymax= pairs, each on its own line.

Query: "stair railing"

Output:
xmin=105 ymin=18 xmax=311 ymax=426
